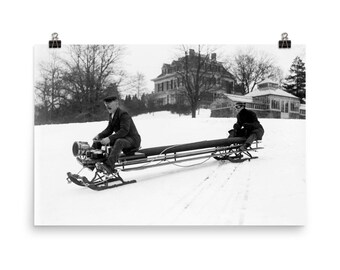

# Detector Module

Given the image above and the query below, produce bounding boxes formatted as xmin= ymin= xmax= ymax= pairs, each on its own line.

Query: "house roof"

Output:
xmin=258 ymin=79 xmax=279 ymax=85
xmin=245 ymin=89 xmax=299 ymax=99
xmin=223 ymin=94 xmax=253 ymax=103
xmin=151 ymin=73 xmax=175 ymax=81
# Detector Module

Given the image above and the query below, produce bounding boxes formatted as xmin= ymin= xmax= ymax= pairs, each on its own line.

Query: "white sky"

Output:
xmin=34 ymin=44 xmax=305 ymax=93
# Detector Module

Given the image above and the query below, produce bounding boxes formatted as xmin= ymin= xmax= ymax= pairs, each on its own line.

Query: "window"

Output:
xmin=171 ymin=94 xmax=176 ymax=103
xmin=271 ymin=100 xmax=280 ymax=110
xmin=290 ymin=102 xmax=299 ymax=112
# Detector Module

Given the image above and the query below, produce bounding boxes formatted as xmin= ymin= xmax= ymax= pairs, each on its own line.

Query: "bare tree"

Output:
xmin=121 ymin=72 xmax=148 ymax=99
xmin=62 ymin=45 xmax=125 ymax=114
xmin=175 ymin=45 xmax=227 ymax=118
xmin=226 ymin=48 xmax=282 ymax=94
xmin=35 ymin=51 xmax=64 ymax=122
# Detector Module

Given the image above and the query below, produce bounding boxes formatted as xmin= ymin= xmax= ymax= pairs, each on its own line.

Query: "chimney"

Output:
xmin=211 ymin=53 xmax=216 ymax=61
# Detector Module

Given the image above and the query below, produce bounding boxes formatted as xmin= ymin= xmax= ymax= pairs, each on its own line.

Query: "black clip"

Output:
xmin=278 ymin=32 xmax=291 ymax=48
xmin=49 ymin=32 xmax=61 ymax=48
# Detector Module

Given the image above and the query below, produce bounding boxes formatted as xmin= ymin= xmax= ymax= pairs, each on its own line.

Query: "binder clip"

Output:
xmin=49 ymin=32 xmax=61 ymax=48
xmin=278 ymin=32 xmax=291 ymax=48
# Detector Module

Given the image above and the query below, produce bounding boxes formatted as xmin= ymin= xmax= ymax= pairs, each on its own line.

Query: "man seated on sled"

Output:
xmin=228 ymin=102 xmax=264 ymax=151
xmin=93 ymin=95 xmax=141 ymax=174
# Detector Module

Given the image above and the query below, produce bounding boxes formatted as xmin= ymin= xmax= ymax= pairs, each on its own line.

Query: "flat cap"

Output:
xmin=235 ymin=102 xmax=246 ymax=106
xmin=103 ymin=95 xmax=118 ymax=102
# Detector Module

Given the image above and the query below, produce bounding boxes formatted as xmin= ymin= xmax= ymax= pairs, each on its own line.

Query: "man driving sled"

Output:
xmin=93 ymin=95 xmax=141 ymax=174
xmin=228 ymin=102 xmax=264 ymax=151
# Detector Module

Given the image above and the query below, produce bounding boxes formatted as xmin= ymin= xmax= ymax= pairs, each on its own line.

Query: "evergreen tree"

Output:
xmin=123 ymin=95 xmax=132 ymax=111
xmin=283 ymin=56 xmax=306 ymax=101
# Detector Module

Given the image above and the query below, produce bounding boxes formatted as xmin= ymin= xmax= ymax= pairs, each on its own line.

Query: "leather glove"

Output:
xmin=243 ymin=123 xmax=252 ymax=129
xmin=100 ymin=137 xmax=111 ymax=145
xmin=233 ymin=123 xmax=241 ymax=130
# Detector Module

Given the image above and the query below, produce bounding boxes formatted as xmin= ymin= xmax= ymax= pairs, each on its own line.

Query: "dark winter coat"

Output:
xmin=233 ymin=108 xmax=264 ymax=140
xmin=98 ymin=107 xmax=141 ymax=147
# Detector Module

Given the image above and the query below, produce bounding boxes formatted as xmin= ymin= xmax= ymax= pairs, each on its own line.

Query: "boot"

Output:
xmin=96 ymin=162 xmax=116 ymax=175
xmin=239 ymin=143 xmax=250 ymax=152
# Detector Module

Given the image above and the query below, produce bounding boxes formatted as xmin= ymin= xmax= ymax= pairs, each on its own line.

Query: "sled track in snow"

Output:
xmin=153 ymin=161 xmax=242 ymax=224
xmin=215 ymin=164 xmax=252 ymax=225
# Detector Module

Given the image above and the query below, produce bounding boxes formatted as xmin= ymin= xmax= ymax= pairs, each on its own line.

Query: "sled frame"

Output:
xmin=67 ymin=140 xmax=263 ymax=190
xmin=213 ymin=141 xmax=262 ymax=162
xmin=67 ymin=169 xmax=136 ymax=191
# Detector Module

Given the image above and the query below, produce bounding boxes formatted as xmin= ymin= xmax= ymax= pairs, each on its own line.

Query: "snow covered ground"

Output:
xmin=34 ymin=110 xmax=305 ymax=225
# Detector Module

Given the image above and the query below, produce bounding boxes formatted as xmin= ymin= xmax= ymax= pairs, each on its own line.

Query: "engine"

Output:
xmin=72 ymin=141 xmax=107 ymax=160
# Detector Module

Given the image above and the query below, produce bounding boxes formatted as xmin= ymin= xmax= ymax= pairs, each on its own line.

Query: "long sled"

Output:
xmin=66 ymin=137 xmax=263 ymax=191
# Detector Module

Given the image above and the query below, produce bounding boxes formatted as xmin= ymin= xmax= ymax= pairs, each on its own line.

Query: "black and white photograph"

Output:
xmin=3 ymin=0 xmax=340 ymax=269
xmin=34 ymin=44 xmax=306 ymax=225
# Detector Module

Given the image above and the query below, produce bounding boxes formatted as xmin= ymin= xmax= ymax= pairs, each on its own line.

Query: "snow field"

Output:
xmin=34 ymin=110 xmax=305 ymax=225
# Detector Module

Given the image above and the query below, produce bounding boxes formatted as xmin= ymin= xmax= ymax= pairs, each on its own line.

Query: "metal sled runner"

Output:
xmin=66 ymin=137 xmax=263 ymax=191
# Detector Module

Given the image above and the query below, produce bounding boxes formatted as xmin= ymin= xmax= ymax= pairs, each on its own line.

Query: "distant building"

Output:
xmin=299 ymin=104 xmax=306 ymax=118
xmin=151 ymin=49 xmax=235 ymax=107
xmin=211 ymin=80 xmax=306 ymax=119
